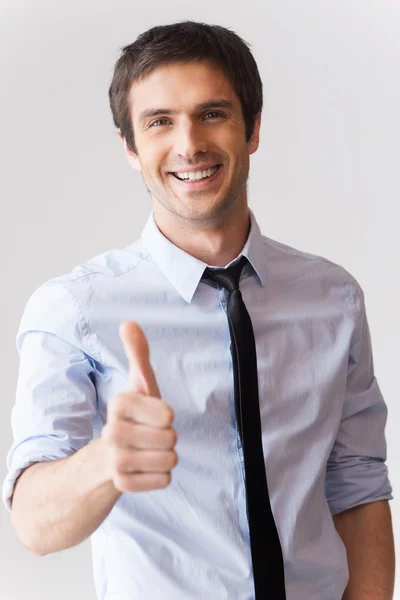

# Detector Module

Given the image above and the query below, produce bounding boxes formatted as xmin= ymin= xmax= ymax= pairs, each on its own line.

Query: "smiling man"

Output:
xmin=4 ymin=21 xmax=395 ymax=600
xmin=117 ymin=54 xmax=259 ymax=267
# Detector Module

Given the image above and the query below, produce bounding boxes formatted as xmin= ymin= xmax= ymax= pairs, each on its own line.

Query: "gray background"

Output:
xmin=1 ymin=1 xmax=399 ymax=598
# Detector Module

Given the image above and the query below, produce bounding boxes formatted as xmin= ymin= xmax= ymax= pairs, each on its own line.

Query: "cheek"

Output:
xmin=140 ymin=154 xmax=164 ymax=178
xmin=136 ymin=138 xmax=166 ymax=170
xmin=214 ymin=129 xmax=246 ymax=156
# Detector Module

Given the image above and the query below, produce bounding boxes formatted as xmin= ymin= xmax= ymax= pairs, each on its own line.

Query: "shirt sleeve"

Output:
xmin=325 ymin=280 xmax=393 ymax=515
xmin=2 ymin=282 xmax=98 ymax=514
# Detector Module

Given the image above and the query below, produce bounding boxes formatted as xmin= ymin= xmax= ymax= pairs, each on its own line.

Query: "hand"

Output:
xmin=101 ymin=321 xmax=178 ymax=493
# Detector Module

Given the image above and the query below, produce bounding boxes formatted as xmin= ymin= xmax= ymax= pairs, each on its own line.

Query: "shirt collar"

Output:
xmin=140 ymin=207 xmax=266 ymax=304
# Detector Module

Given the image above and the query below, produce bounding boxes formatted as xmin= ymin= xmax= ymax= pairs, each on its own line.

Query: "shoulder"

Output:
xmin=46 ymin=240 xmax=149 ymax=286
xmin=261 ymin=234 xmax=364 ymax=308
xmin=17 ymin=241 xmax=149 ymax=353
xmin=28 ymin=240 xmax=149 ymax=301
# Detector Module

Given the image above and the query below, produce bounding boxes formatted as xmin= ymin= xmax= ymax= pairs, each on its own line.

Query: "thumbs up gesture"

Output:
xmin=101 ymin=322 xmax=178 ymax=493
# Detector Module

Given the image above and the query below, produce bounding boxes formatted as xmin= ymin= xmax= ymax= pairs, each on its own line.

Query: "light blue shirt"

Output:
xmin=3 ymin=207 xmax=393 ymax=600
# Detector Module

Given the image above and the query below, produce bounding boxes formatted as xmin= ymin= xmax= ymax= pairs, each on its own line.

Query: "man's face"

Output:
xmin=124 ymin=60 xmax=260 ymax=224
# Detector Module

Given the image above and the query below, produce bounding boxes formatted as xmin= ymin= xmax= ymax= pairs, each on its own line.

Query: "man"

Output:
xmin=3 ymin=20 xmax=395 ymax=600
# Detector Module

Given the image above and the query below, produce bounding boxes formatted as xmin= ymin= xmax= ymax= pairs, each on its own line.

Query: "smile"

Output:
xmin=172 ymin=165 xmax=220 ymax=181
xmin=169 ymin=165 xmax=223 ymax=190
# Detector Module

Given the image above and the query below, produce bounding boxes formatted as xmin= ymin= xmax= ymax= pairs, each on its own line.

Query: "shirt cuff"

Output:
xmin=2 ymin=437 xmax=77 ymax=513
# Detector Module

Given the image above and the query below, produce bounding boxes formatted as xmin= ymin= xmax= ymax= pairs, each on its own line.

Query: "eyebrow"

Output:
xmin=138 ymin=99 xmax=234 ymax=125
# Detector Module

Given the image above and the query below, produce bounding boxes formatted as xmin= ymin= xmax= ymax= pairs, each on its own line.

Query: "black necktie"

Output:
xmin=202 ymin=255 xmax=286 ymax=599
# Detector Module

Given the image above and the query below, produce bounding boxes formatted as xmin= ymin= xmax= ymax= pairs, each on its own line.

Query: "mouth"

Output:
xmin=168 ymin=164 xmax=223 ymax=189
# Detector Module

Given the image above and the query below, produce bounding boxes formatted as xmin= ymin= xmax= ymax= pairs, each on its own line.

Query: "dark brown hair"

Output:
xmin=108 ymin=21 xmax=263 ymax=153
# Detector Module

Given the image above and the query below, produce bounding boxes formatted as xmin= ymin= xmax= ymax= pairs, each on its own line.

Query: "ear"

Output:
xmin=118 ymin=129 xmax=141 ymax=172
xmin=248 ymin=113 xmax=261 ymax=155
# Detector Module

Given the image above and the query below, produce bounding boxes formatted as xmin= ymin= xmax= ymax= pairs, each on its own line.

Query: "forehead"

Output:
xmin=129 ymin=60 xmax=240 ymax=120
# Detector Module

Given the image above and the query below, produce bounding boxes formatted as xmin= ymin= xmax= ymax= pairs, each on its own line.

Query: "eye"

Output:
xmin=203 ymin=111 xmax=223 ymax=120
xmin=149 ymin=118 xmax=170 ymax=128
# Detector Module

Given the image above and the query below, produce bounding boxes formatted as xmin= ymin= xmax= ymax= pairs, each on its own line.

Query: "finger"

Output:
xmin=119 ymin=321 xmax=161 ymax=398
xmin=112 ymin=448 xmax=178 ymax=474
xmin=113 ymin=472 xmax=171 ymax=493
xmin=108 ymin=393 xmax=174 ymax=428
xmin=104 ymin=421 xmax=177 ymax=450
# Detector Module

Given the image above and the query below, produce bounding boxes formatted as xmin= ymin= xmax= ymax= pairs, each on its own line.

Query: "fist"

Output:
xmin=102 ymin=321 xmax=178 ymax=493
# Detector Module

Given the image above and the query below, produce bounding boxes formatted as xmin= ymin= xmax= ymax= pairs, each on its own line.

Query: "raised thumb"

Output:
xmin=119 ymin=321 xmax=161 ymax=398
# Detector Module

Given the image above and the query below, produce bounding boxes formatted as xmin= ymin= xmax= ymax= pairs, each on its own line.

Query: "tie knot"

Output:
xmin=202 ymin=255 xmax=248 ymax=293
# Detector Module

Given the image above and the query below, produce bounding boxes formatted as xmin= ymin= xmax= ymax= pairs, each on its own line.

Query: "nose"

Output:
xmin=174 ymin=119 xmax=208 ymax=160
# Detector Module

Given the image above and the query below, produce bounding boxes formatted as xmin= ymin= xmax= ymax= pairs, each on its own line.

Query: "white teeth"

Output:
xmin=175 ymin=166 xmax=218 ymax=181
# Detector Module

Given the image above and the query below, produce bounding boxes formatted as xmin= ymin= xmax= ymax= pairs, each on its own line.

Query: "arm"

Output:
xmin=4 ymin=284 xmax=120 ymax=555
xmin=325 ymin=279 xmax=394 ymax=596
xmin=11 ymin=436 xmax=121 ymax=556
xmin=333 ymin=500 xmax=395 ymax=599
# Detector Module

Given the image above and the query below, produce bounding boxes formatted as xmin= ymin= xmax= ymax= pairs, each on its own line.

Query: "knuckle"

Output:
xmin=160 ymin=473 xmax=171 ymax=488
xmin=105 ymin=420 xmax=130 ymax=446
xmin=161 ymin=403 xmax=174 ymax=426
xmin=109 ymin=392 xmax=138 ymax=420
xmin=114 ymin=451 xmax=130 ymax=472
xmin=170 ymin=450 xmax=178 ymax=468
xmin=168 ymin=428 xmax=178 ymax=446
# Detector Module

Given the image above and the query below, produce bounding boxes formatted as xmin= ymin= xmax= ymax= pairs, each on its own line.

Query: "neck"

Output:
xmin=152 ymin=200 xmax=251 ymax=267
